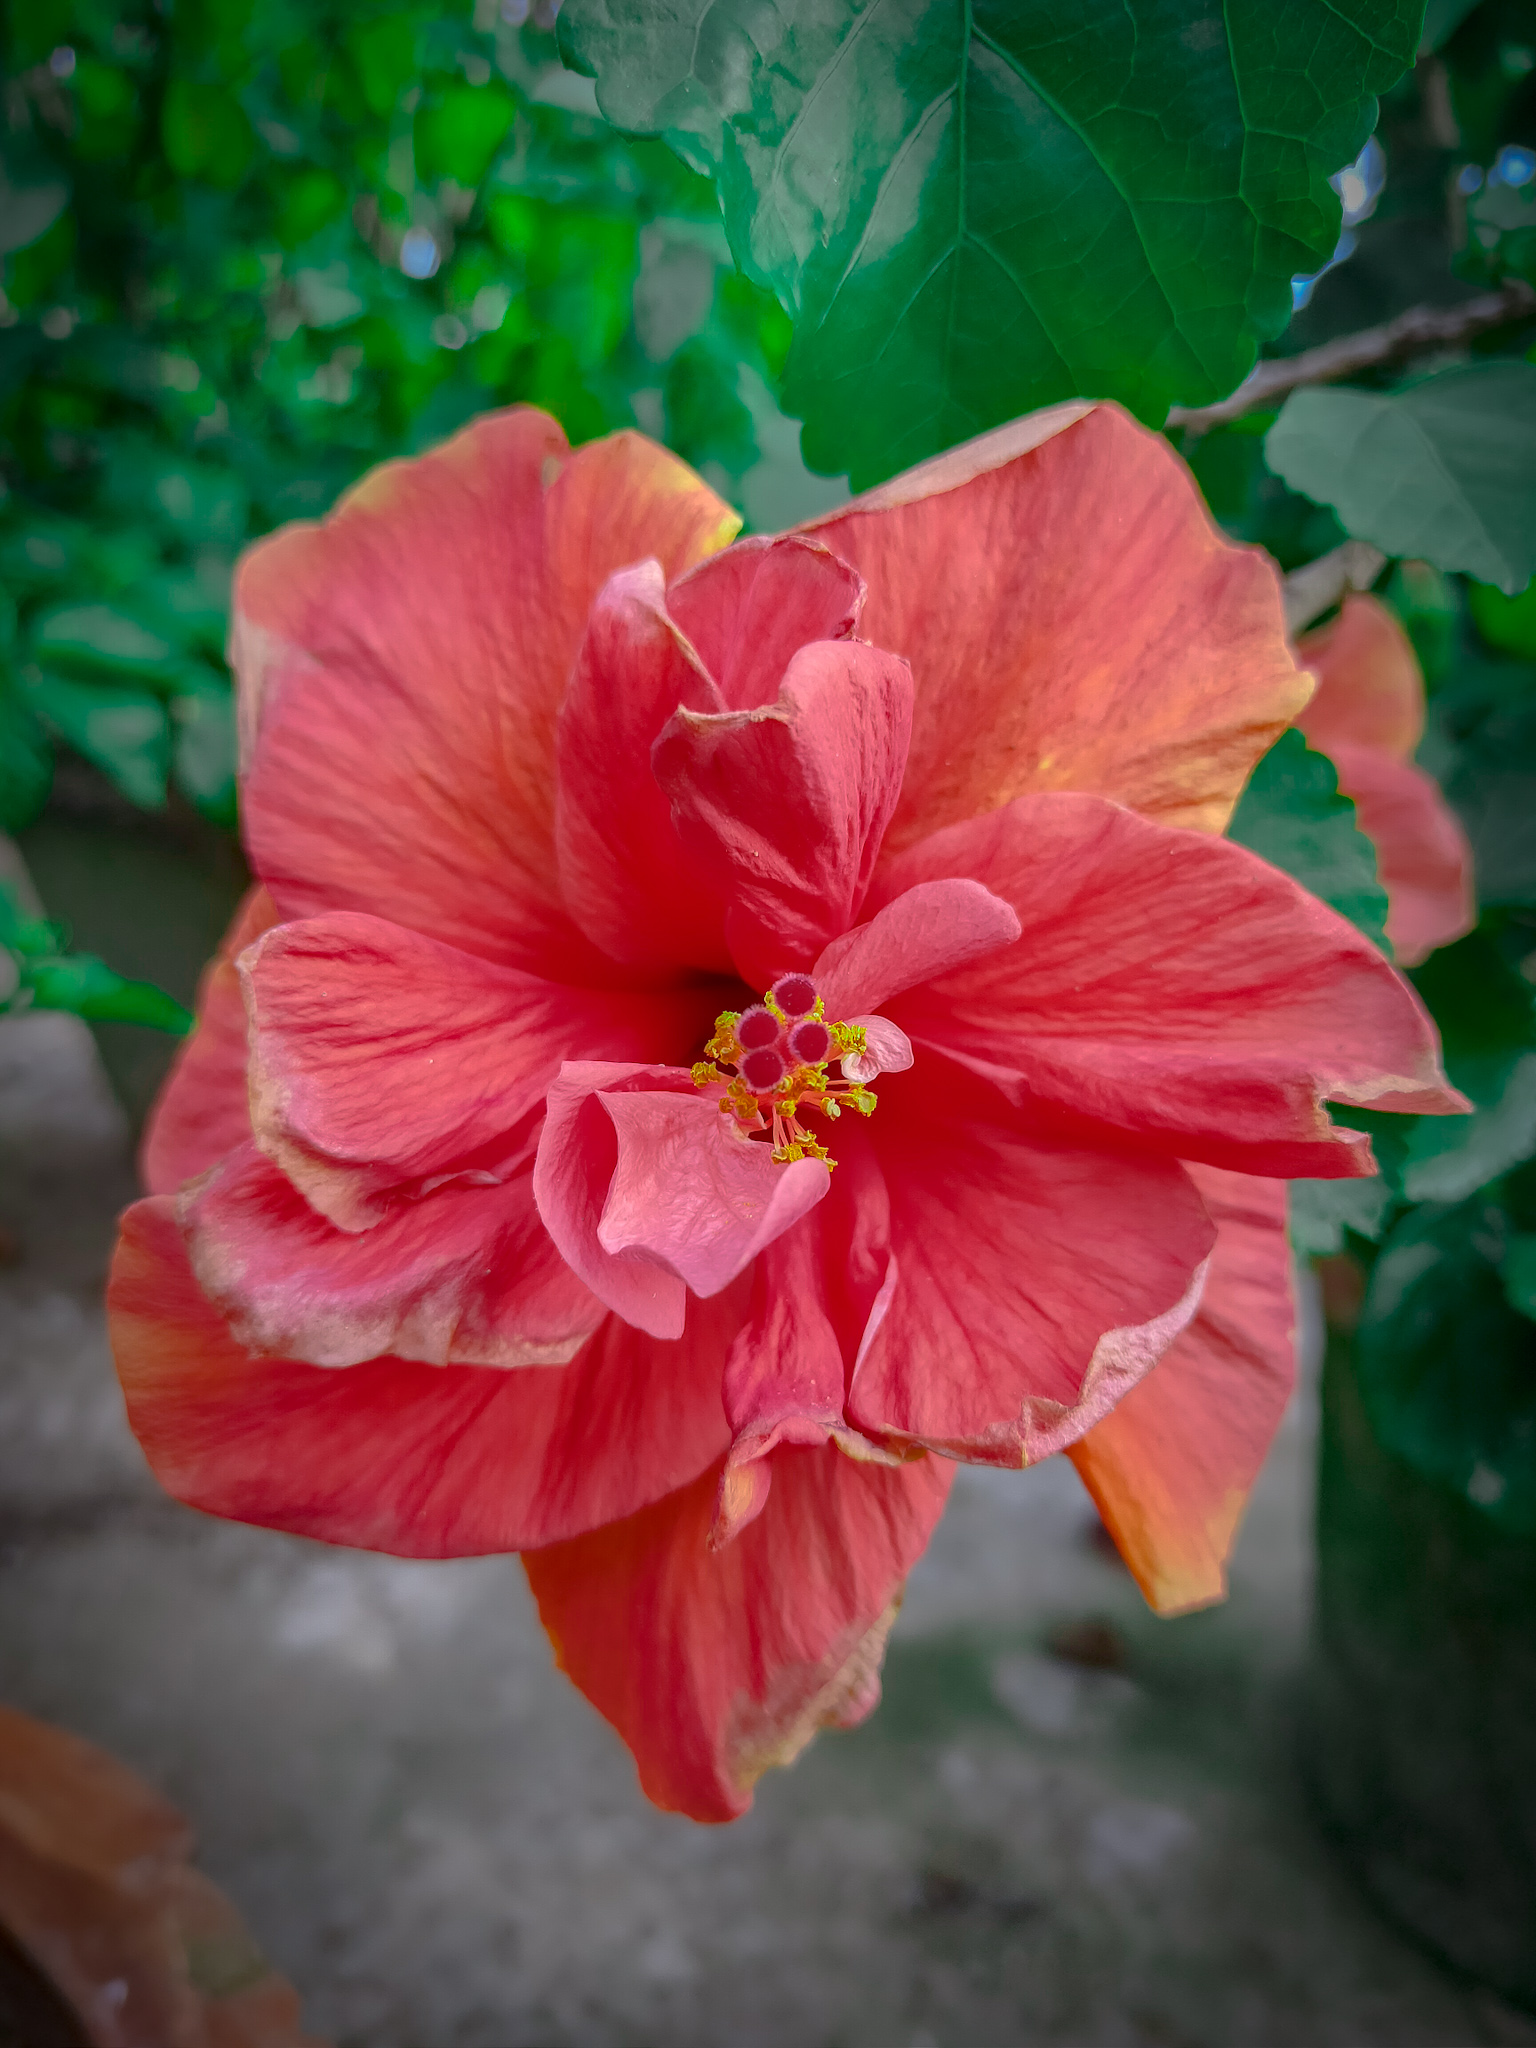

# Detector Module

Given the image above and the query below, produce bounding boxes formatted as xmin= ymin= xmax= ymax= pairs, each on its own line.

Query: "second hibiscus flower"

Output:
xmin=110 ymin=400 xmax=1462 ymax=1821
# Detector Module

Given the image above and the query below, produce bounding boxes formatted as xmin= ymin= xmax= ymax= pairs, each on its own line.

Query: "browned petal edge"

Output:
xmin=724 ymin=1592 xmax=905 ymax=1798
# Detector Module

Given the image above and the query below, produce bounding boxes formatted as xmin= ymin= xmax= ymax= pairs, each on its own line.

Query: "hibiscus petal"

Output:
xmin=1296 ymin=593 xmax=1424 ymax=761
xmin=522 ymin=1442 xmax=953 ymax=1821
xmin=1069 ymin=1166 xmax=1293 ymax=1615
xmin=141 ymin=887 xmax=277 ymax=1195
xmin=554 ymin=561 xmax=732 ymax=973
xmin=242 ymin=911 xmax=706 ymax=1231
xmin=880 ymin=792 xmax=1464 ymax=1180
xmin=183 ymin=1143 xmax=602 ymax=1369
xmin=109 ymin=1196 xmax=738 ymax=1555
xmin=812 ymin=878 xmax=1021 ymax=1019
xmin=800 ymin=403 xmax=1309 ymax=843
xmin=849 ymin=1060 xmax=1215 ymax=1464
xmin=534 ymin=1063 xmax=834 ymax=1337
xmin=653 ymin=639 xmax=914 ymax=986
xmin=839 ymin=1014 xmax=914 ymax=1085
xmin=714 ymin=1148 xmax=904 ymax=1543
xmin=665 ymin=533 xmax=865 ymax=711
xmin=533 ymin=1064 xmax=692 ymax=1340
xmin=714 ymin=1234 xmax=850 ymax=1541
xmin=1327 ymin=740 xmax=1474 ymax=969
xmin=237 ymin=411 xmax=739 ymax=977
xmin=596 ymin=1086 xmax=831 ymax=1297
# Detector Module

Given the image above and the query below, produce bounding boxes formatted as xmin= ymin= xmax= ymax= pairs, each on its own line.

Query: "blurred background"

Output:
xmin=4 ymin=2 xmax=1536 ymax=2044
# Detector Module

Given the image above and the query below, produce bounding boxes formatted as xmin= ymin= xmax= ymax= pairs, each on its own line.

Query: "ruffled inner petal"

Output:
xmin=665 ymin=533 xmax=865 ymax=711
xmin=812 ymin=877 xmax=1020 ymax=1019
xmin=653 ymin=638 xmax=914 ymax=987
xmin=554 ymin=561 xmax=732 ymax=974
xmin=242 ymin=911 xmax=712 ymax=1231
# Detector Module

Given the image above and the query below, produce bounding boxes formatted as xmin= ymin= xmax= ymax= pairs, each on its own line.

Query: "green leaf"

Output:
xmin=22 ymin=671 xmax=170 ymax=810
xmin=1357 ymin=1196 xmax=1536 ymax=1535
xmin=1502 ymin=1232 xmax=1536 ymax=1320
xmin=560 ymin=0 xmax=1422 ymax=488
xmin=1289 ymin=1175 xmax=1394 ymax=1257
xmin=1469 ymin=577 xmax=1536 ymax=662
xmin=1226 ymin=729 xmax=1390 ymax=950
xmin=23 ymin=953 xmax=193 ymax=1033
xmin=1398 ymin=932 xmax=1536 ymax=1204
xmin=171 ymin=675 xmax=238 ymax=827
xmin=162 ymin=78 xmax=256 ymax=188
xmin=31 ymin=603 xmax=184 ymax=686
xmin=1439 ymin=683 xmax=1536 ymax=910
xmin=0 ymin=677 xmax=52 ymax=834
xmin=0 ymin=165 xmax=68 ymax=257
xmin=1265 ymin=363 xmax=1536 ymax=595
xmin=415 ymin=83 xmax=517 ymax=188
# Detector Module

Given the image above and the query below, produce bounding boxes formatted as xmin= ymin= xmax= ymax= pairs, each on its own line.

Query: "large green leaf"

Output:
xmin=1357 ymin=1196 xmax=1536 ymax=1536
xmin=560 ymin=0 xmax=1422 ymax=487
xmin=1226 ymin=729 xmax=1390 ymax=950
xmin=1399 ymin=933 xmax=1536 ymax=1204
xmin=1265 ymin=363 xmax=1536 ymax=595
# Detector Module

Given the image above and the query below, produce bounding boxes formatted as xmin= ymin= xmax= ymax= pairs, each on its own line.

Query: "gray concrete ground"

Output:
xmin=4 ymin=998 xmax=1536 ymax=2048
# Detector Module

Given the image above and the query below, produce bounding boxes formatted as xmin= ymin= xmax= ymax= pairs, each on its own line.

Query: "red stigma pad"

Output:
xmin=772 ymin=974 xmax=818 ymax=1018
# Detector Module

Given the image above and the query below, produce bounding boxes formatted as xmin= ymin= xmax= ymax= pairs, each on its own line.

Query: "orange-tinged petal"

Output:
xmin=800 ymin=403 xmax=1309 ymax=843
xmin=1296 ymin=593 xmax=1424 ymax=761
xmin=523 ymin=1443 xmax=953 ymax=1822
xmin=139 ymin=884 xmax=276 ymax=1195
xmin=1068 ymin=1166 xmax=1293 ymax=1616
xmin=236 ymin=410 xmax=739 ymax=977
xmin=1328 ymin=741 xmax=1475 ymax=968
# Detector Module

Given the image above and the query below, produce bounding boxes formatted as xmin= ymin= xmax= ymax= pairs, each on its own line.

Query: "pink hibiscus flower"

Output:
xmin=108 ymin=403 xmax=1461 ymax=1821
xmin=1295 ymin=592 xmax=1474 ymax=966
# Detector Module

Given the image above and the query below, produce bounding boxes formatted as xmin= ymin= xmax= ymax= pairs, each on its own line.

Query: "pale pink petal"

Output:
xmin=532 ymin=1064 xmax=694 ymax=1340
xmin=812 ymin=878 xmax=1021 ymax=1020
xmin=598 ymin=1089 xmax=831 ymax=1298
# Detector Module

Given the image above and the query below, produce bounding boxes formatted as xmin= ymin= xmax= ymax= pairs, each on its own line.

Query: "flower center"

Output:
xmin=691 ymin=973 xmax=879 ymax=1168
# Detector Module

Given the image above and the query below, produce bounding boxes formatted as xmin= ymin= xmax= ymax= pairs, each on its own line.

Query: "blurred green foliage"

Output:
xmin=0 ymin=873 xmax=191 ymax=1029
xmin=0 ymin=0 xmax=826 ymax=840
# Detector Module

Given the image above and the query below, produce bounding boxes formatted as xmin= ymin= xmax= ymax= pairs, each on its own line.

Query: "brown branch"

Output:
xmin=1166 ymin=279 xmax=1536 ymax=434
xmin=1282 ymin=541 xmax=1387 ymax=637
